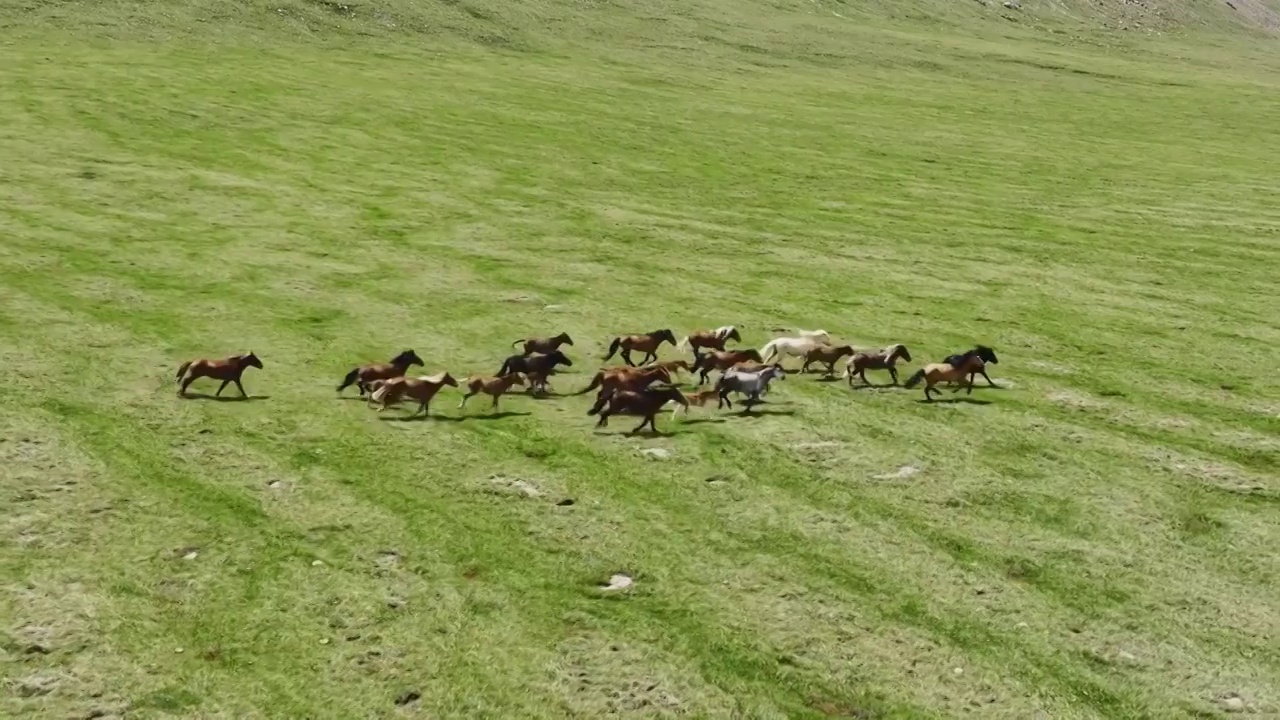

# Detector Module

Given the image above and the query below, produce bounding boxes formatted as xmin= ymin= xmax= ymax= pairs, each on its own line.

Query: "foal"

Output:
xmin=676 ymin=326 xmax=741 ymax=354
xmin=602 ymin=329 xmax=677 ymax=366
xmin=370 ymin=372 xmax=459 ymax=416
xmin=591 ymin=385 xmax=689 ymax=435
xmin=337 ymin=350 xmax=424 ymax=396
xmin=176 ymin=352 xmax=263 ymax=397
xmin=691 ymin=349 xmax=764 ymax=385
xmin=459 ymin=373 xmax=525 ymax=412
xmin=510 ymin=332 xmax=573 ymax=356
xmin=844 ymin=344 xmax=912 ymax=386
xmin=903 ymin=346 xmax=999 ymax=401
xmin=800 ymin=344 xmax=856 ymax=375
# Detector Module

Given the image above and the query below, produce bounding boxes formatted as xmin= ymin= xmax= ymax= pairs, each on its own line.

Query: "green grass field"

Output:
xmin=2 ymin=0 xmax=1279 ymax=717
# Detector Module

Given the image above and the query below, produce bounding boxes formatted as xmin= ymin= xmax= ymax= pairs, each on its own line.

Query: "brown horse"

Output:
xmin=676 ymin=326 xmax=741 ymax=354
xmin=942 ymin=348 xmax=1000 ymax=387
xmin=903 ymin=346 xmax=999 ymax=401
xmin=176 ymin=352 xmax=263 ymax=397
xmin=590 ymin=385 xmax=689 ymax=435
xmin=800 ymin=344 xmax=856 ymax=375
xmin=645 ymin=359 xmax=692 ymax=376
xmin=459 ymin=373 xmax=525 ymax=412
xmin=511 ymin=332 xmax=573 ymax=356
xmin=845 ymin=344 xmax=913 ymax=386
xmin=602 ymin=329 xmax=677 ymax=366
xmin=691 ymin=349 xmax=764 ymax=385
xmin=337 ymin=350 xmax=424 ymax=396
xmin=578 ymin=366 xmax=674 ymax=401
xmin=369 ymin=372 xmax=459 ymax=415
xmin=671 ymin=389 xmax=722 ymax=416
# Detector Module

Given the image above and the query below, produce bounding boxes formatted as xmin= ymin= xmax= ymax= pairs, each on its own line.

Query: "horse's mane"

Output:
xmin=714 ymin=325 xmax=736 ymax=339
xmin=419 ymin=371 xmax=451 ymax=384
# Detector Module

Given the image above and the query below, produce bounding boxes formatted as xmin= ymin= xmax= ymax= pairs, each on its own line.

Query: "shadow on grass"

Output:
xmin=181 ymin=393 xmax=270 ymax=402
xmin=442 ymin=411 xmax=532 ymax=421
xmin=680 ymin=417 xmax=727 ymax=425
xmin=917 ymin=397 xmax=993 ymax=405
xmin=733 ymin=408 xmax=796 ymax=417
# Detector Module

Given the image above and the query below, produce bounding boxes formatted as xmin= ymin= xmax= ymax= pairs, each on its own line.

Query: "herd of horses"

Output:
xmin=174 ymin=326 xmax=1000 ymax=434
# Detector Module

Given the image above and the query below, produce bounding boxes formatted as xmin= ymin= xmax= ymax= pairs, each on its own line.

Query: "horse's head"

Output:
xmin=743 ymin=349 xmax=764 ymax=362
xmin=976 ymin=345 xmax=999 ymax=364
xmin=438 ymin=372 xmax=459 ymax=387
xmin=395 ymin=349 xmax=424 ymax=367
xmin=650 ymin=367 xmax=672 ymax=384
xmin=652 ymin=384 xmax=688 ymax=406
xmin=767 ymin=363 xmax=787 ymax=380
xmin=551 ymin=350 xmax=573 ymax=367
xmin=835 ymin=345 xmax=855 ymax=358
xmin=892 ymin=344 xmax=912 ymax=363
xmin=240 ymin=352 xmax=263 ymax=369
xmin=657 ymin=329 xmax=677 ymax=346
xmin=555 ymin=332 xmax=574 ymax=346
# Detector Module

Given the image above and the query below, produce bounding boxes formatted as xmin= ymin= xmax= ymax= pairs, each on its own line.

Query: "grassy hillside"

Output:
xmin=2 ymin=0 xmax=1278 ymax=718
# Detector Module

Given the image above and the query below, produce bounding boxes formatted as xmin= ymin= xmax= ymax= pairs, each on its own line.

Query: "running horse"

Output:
xmin=176 ymin=352 xmax=263 ymax=397
xmin=510 ymin=332 xmax=573 ymax=356
xmin=337 ymin=350 xmax=424 ymax=396
xmin=690 ymin=349 xmax=764 ymax=386
xmin=942 ymin=347 xmax=1000 ymax=388
xmin=676 ymin=326 xmax=741 ymax=354
xmin=496 ymin=350 xmax=573 ymax=394
xmin=578 ymin=365 xmax=675 ymax=402
xmin=903 ymin=346 xmax=999 ymax=401
xmin=369 ymin=372 xmax=459 ymax=416
xmin=844 ymin=344 xmax=912 ymax=386
xmin=458 ymin=373 xmax=526 ymax=413
xmin=800 ymin=344 xmax=856 ymax=375
xmin=602 ymin=329 xmax=678 ymax=366
xmin=759 ymin=330 xmax=832 ymax=367
xmin=590 ymin=385 xmax=689 ymax=435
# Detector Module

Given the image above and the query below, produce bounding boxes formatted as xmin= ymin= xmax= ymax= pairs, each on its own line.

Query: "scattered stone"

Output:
xmin=555 ymin=498 xmax=575 ymax=506
xmin=319 ymin=638 xmax=330 ymax=645
xmin=1218 ymin=694 xmax=1245 ymax=712
xmin=952 ymin=667 xmax=964 ymax=675
xmin=267 ymin=480 xmax=288 ymax=490
xmin=1117 ymin=650 xmax=1137 ymax=663
xmin=1015 ymin=621 xmax=1029 ymax=629
xmin=174 ymin=647 xmax=184 ymax=654
xmin=599 ymin=573 xmax=634 ymax=591
xmin=182 ymin=550 xmax=199 ymax=561
xmin=387 ymin=597 xmax=406 ymax=609
xmin=312 ymin=560 xmax=325 ymax=567
xmin=174 ymin=546 xmax=199 ymax=560
xmin=395 ymin=690 xmax=422 ymax=706
xmin=875 ymin=465 xmax=921 ymax=480
xmin=488 ymin=474 xmax=542 ymax=497
xmin=1003 ymin=0 xmax=1020 ymax=7
xmin=543 ymin=304 xmax=566 ymax=312
xmin=705 ymin=475 xmax=731 ymax=485
xmin=639 ymin=448 xmax=671 ymax=460
xmin=376 ymin=550 xmax=401 ymax=566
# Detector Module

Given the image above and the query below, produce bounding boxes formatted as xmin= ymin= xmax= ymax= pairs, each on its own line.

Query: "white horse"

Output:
xmin=715 ymin=364 xmax=786 ymax=411
xmin=759 ymin=329 xmax=831 ymax=365
xmin=676 ymin=325 xmax=739 ymax=353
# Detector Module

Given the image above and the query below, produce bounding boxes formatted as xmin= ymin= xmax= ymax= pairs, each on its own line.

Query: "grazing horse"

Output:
xmin=943 ymin=346 xmax=1000 ymax=387
xmin=511 ymin=332 xmax=573 ymax=356
xmin=844 ymin=344 xmax=913 ymax=386
xmin=369 ymin=372 xmax=459 ymax=415
xmin=590 ymin=385 xmax=689 ymax=435
xmin=496 ymin=350 xmax=573 ymax=394
xmin=715 ymin=365 xmax=786 ymax=411
xmin=337 ymin=350 xmax=424 ymax=396
xmin=176 ymin=352 xmax=263 ymax=397
xmin=459 ymin=373 xmax=525 ymax=412
xmin=691 ymin=349 xmax=765 ymax=386
xmin=759 ymin=331 xmax=832 ymax=366
xmin=602 ymin=329 xmax=677 ymax=366
xmin=676 ymin=326 xmax=741 ymax=354
xmin=903 ymin=346 xmax=999 ymax=401
xmin=800 ymin=344 xmax=856 ymax=375
xmin=578 ymin=366 xmax=674 ymax=402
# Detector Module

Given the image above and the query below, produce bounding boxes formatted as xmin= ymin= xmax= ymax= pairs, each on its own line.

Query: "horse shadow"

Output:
xmin=917 ymin=397 xmax=992 ymax=406
xmin=680 ymin=417 xmax=727 ymax=425
xmin=851 ymin=383 xmax=903 ymax=391
xmin=440 ymin=411 xmax=532 ymax=422
xmin=734 ymin=407 xmax=796 ymax=417
xmin=181 ymin=393 xmax=270 ymax=402
xmin=812 ymin=375 xmax=843 ymax=383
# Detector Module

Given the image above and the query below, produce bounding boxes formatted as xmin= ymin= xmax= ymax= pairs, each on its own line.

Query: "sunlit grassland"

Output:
xmin=1 ymin=2 xmax=1278 ymax=717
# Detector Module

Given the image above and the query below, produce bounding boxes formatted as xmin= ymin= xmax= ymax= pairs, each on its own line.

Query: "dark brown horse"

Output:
xmin=904 ymin=346 xmax=999 ymax=401
xmin=676 ymin=326 xmax=741 ymax=354
xmin=511 ymin=332 xmax=573 ymax=356
xmin=602 ymin=329 xmax=677 ymax=366
xmin=337 ymin=350 xmax=424 ymax=396
xmin=369 ymin=372 xmax=459 ymax=416
xmin=578 ymin=365 xmax=674 ymax=400
xmin=845 ymin=344 xmax=913 ymax=386
xmin=691 ymin=349 xmax=764 ymax=385
xmin=496 ymin=350 xmax=573 ymax=394
xmin=176 ymin=352 xmax=263 ymax=397
xmin=800 ymin=344 xmax=856 ymax=375
xmin=589 ymin=385 xmax=689 ymax=435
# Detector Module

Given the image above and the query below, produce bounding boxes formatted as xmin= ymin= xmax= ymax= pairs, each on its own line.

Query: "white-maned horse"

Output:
xmin=758 ymin=329 xmax=831 ymax=365
xmin=676 ymin=325 xmax=740 ymax=353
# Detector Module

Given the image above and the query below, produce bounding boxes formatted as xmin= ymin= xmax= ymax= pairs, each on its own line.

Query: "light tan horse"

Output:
xmin=369 ymin=372 xmax=459 ymax=416
xmin=800 ymin=344 xmax=856 ymax=375
xmin=459 ymin=373 xmax=525 ymax=412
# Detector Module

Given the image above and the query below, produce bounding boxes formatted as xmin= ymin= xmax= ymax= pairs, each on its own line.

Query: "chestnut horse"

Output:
xmin=671 ymin=389 xmax=722 ymax=416
xmin=176 ymin=352 xmax=263 ymax=397
xmin=844 ymin=344 xmax=912 ymax=386
xmin=800 ymin=344 xmax=856 ymax=375
xmin=369 ymin=372 xmax=459 ymax=415
xmin=676 ymin=326 xmax=741 ymax=354
xmin=337 ymin=350 xmax=424 ymax=396
xmin=511 ymin=332 xmax=573 ymax=356
xmin=943 ymin=347 xmax=1000 ymax=387
xmin=578 ymin=365 xmax=674 ymax=400
xmin=590 ymin=385 xmax=689 ymax=435
xmin=691 ymin=349 xmax=764 ymax=385
xmin=645 ymin=359 xmax=692 ymax=376
xmin=459 ymin=373 xmax=525 ymax=412
xmin=602 ymin=329 xmax=677 ymax=366
xmin=903 ymin=346 xmax=999 ymax=401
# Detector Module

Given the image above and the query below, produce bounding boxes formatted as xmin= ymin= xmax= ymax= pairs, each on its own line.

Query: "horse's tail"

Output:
xmin=903 ymin=369 xmax=927 ymax=389
xmin=370 ymin=381 xmax=395 ymax=404
xmin=758 ymin=339 xmax=778 ymax=362
xmin=574 ymin=372 xmax=604 ymax=396
xmin=511 ymin=338 xmax=526 ymax=349
xmin=336 ymin=368 xmax=359 ymax=392
xmin=602 ymin=337 xmax=621 ymax=361
xmin=676 ymin=335 xmax=691 ymax=353
xmin=175 ymin=360 xmax=192 ymax=381
xmin=497 ymin=358 xmax=513 ymax=377
xmin=586 ymin=393 xmax=608 ymax=416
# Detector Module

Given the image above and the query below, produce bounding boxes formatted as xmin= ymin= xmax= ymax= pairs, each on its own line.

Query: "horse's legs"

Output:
xmin=215 ymin=380 xmax=231 ymax=397
xmin=717 ymin=390 xmax=732 ymax=409
xmin=888 ymin=367 xmax=899 ymax=385
xmin=490 ymin=394 xmax=500 ymax=412
xmin=621 ymin=349 xmax=635 ymax=366
xmin=458 ymin=391 xmax=474 ymax=409
xmin=234 ymin=379 xmax=248 ymax=397
xmin=825 ymin=361 xmax=836 ymax=375
xmin=981 ymin=369 xmax=996 ymax=387
xmin=179 ymin=374 xmax=197 ymax=396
